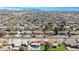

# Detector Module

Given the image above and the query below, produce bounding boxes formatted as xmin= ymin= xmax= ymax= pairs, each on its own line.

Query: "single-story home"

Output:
xmin=45 ymin=31 xmax=55 ymax=36
xmin=64 ymin=39 xmax=77 ymax=47
xmin=52 ymin=43 xmax=58 ymax=48
xmin=70 ymin=31 xmax=79 ymax=35
xmin=32 ymin=31 xmax=44 ymax=37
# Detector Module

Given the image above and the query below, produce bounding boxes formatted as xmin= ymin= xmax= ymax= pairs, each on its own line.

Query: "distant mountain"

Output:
xmin=0 ymin=7 xmax=79 ymax=11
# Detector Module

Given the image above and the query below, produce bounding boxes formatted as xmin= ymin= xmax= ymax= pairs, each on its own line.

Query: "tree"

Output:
xmin=44 ymin=42 xmax=48 ymax=51
xmin=54 ymin=27 xmax=58 ymax=35
xmin=5 ymin=20 xmax=17 ymax=31
xmin=42 ymin=22 xmax=54 ymax=32
xmin=59 ymin=20 xmax=66 ymax=31
xmin=67 ymin=30 xmax=71 ymax=37
xmin=0 ymin=31 xmax=7 ymax=37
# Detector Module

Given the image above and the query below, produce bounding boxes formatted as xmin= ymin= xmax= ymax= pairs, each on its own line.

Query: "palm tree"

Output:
xmin=54 ymin=27 xmax=58 ymax=35
xmin=67 ymin=30 xmax=71 ymax=37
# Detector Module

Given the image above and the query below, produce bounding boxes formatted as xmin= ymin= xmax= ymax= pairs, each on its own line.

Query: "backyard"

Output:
xmin=40 ymin=44 xmax=67 ymax=51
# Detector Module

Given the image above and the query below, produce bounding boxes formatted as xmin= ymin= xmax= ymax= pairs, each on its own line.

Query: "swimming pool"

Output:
xmin=31 ymin=45 xmax=40 ymax=50
xmin=31 ymin=45 xmax=39 ymax=48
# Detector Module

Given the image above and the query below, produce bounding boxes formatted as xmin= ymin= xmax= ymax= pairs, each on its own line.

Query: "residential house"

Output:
xmin=45 ymin=31 xmax=55 ymax=36
xmin=64 ymin=39 xmax=77 ymax=47
xmin=70 ymin=31 xmax=79 ymax=35
xmin=32 ymin=30 xmax=45 ymax=37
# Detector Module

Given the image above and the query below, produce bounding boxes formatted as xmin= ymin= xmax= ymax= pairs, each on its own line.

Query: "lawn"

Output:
xmin=40 ymin=45 xmax=45 ymax=51
xmin=40 ymin=44 xmax=67 ymax=51
xmin=47 ymin=44 xmax=67 ymax=51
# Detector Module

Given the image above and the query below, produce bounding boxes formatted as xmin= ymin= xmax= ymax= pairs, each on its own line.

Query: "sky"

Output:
xmin=0 ymin=0 xmax=78 ymax=7
xmin=0 ymin=0 xmax=79 ymax=11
